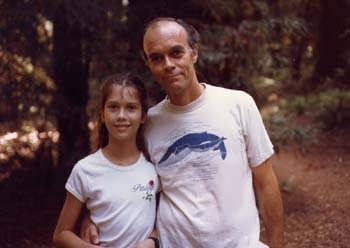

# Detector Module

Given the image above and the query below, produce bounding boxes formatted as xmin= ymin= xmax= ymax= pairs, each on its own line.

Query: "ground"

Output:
xmin=0 ymin=128 xmax=349 ymax=247
xmin=273 ymin=127 xmax=350 ymax=248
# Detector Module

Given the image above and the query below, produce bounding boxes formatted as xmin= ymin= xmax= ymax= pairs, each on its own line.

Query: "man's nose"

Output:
xmin=164 ymin=56 xmax=175 ymax=70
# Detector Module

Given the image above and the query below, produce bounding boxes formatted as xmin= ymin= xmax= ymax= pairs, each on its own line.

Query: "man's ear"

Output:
xmin=140 ymin=50 xmax=149 ymax=67
xmin=191 ymin=46 xmax=198 ymax=63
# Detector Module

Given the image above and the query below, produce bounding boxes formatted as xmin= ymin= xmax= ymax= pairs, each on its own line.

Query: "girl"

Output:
xmin=53 ymin=73 xmax=158 ymax=248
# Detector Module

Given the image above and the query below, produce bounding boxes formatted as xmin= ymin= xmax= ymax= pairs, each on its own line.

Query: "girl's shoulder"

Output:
xmin=76 ymin=149 xmax=101 ymax=164
xmin=73 ymin=149 xmax=106 ymax=174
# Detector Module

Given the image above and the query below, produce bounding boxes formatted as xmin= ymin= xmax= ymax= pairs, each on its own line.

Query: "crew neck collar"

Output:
xmin=165 ymin=83 xmax=207 ymax=113
xmin=98 ymin=149 xmax=143 ymax=171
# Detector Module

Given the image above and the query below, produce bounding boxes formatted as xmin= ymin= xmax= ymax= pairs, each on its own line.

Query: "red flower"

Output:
xmin=149 ymin=180 xmax=154 ymax=188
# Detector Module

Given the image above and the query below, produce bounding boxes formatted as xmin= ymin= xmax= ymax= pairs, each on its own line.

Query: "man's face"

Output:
xmin=143 ymin=21 xmax=198 ymax=99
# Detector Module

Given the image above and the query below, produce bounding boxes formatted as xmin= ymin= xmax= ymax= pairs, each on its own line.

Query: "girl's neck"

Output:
xmin=102 ymin=139 xmax=140 ymax=166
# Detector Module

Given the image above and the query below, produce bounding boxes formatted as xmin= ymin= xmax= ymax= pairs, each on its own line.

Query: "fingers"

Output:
xmin=80 ymin=215 xmax=100 ymax=244
xmin=80 ymin=224 xmax=90 ymax=242
xmin=80 ymin=225 xmax=99 ymax=245
xmin=80 ymin=215 xmax=91 ymax=242
xmin=89 ymin=225 xmax=100 ymax=244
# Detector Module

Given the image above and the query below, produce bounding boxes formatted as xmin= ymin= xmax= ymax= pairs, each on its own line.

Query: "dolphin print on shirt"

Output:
xmin=158 ymin=132 xmax=227 ymax=168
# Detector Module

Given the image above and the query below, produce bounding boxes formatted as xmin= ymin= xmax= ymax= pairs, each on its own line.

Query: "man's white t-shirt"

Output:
xmin=66 ymin=150 xmax=158 ymax=248
xmin=145 ymin=84 xmax=273 ymax=248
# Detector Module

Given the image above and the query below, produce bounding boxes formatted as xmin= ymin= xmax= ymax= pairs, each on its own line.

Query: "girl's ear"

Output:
xmin=100 ymin=111 xmax=105 ymax=123
xmin=141 ymin=114 xmax=147 ymax=124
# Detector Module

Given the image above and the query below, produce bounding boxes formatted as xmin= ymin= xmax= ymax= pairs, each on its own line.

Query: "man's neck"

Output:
xmin=169 ymin=81 xmax=204 ymax=106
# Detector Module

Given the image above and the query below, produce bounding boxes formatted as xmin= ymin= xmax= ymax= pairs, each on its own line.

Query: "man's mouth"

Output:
xmin=165 ymin=73 xmax=181 ymax=79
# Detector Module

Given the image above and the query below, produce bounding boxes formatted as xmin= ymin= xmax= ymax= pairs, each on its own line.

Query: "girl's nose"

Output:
xmin=117 ymin=108 xmax=127 ymax=119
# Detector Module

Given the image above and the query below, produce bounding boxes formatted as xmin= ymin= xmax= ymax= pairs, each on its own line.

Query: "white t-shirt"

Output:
xmin=66 ymin=149 xmax=158 ymax=248
xmin=145 ymin=84 xmax=273 ymax=248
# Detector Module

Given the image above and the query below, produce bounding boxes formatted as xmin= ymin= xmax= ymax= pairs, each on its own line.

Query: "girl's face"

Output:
xmin=102 ymin=85 xmax=145 ymax=145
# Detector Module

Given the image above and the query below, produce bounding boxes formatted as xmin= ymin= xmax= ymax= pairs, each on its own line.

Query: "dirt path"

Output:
xmin=273 ymin=128 xmax=350 ymax=248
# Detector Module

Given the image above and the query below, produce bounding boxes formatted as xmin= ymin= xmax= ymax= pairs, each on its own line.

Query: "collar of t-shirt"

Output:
xmin=164 ymin=83 xmax=208 ymax=113
xmin=99 ymin=149 xmax=144 ymax=171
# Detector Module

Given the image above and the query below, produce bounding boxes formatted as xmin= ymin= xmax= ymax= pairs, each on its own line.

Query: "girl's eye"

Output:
xmin=127 ymin=105 xmax=137 ymax=111
xmin=108 ymin=104 xmax=118 ymax=110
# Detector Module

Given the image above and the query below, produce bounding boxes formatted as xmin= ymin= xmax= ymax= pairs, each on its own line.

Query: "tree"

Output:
xmin=313 ymin=0 xmax=350 ymax=85
xmin=52 ymin=2 xmax=90 ymax=172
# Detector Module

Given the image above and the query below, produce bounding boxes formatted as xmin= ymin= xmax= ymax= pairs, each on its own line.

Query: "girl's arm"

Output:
xmin=53 ymin=192 xmax=100 ymax=248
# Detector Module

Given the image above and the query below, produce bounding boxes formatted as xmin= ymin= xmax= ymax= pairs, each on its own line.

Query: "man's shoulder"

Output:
xmin=147 ymin=98 xmax=167 ymax=117
xmin=206 ymin=83 xmax=254 ymax=104
xmin=145 ymin=99 xmax=167 ymax=135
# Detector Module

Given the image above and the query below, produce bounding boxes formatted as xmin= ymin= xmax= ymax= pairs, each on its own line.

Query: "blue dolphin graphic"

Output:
xmin=159 ymin=132 xmax=227 ymax=167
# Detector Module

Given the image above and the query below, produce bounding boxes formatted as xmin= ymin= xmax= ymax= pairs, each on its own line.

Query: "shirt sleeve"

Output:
xmin=242 ymin=93 xmax=274 ymax=167
xmin=65 ymin=162 xmax=88 ymax=203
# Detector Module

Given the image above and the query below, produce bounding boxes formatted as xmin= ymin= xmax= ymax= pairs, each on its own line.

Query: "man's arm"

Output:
xmin=252 ymin=156 xmax=284 ymax=248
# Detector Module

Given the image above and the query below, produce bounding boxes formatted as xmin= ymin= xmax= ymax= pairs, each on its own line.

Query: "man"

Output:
xmin=83 ymin=17 xmax=283 ymax=248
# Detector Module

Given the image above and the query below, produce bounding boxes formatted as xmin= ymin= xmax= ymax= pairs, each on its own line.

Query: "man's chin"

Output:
xmin=168 ymin=79 xmax=184 ymax=87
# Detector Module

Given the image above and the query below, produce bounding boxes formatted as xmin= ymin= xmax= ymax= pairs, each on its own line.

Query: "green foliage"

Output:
xmin=283 ymin=96 xmax=308 ymax=115
xmin=266 ymin=89 xmax=350 ymax=147
xmin=281 ymin=89 xmax=350 ymax=129
xmin=264 ymin=110 xmax=316 ymax=148
xmin=193 ymin=0 xmax=311 ymax=95
xmin=308 ymin=89 xmax=350 ymax=129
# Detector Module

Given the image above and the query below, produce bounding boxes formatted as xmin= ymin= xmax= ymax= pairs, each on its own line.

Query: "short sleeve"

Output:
xmin=65 ymin=162 xmax=88 ymax=203
xmin=242 ymin=94 xmax=274 ymax=167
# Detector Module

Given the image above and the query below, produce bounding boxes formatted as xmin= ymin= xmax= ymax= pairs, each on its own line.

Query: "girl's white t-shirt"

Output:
xmin=66 ymin=150 xmax=158 ymax=248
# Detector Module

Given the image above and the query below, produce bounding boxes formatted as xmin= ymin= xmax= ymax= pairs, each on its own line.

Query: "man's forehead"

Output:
xmin=143 ymin=21 xmax=189 ymax=52
xmin=147 ymin=21 xmax=185 ymax=35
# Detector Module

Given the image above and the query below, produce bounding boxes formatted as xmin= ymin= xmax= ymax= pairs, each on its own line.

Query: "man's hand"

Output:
xmin=130 ymin=238 xmax=156 ymax=248
xmin=80 ymin=214 xmax=100 ymax=245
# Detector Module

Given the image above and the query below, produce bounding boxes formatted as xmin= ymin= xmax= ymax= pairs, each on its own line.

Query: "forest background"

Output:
xmin=1 ymin=0 xmax=349 ymax=247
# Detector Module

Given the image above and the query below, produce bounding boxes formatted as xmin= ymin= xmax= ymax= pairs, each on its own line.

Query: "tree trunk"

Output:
xmin=52 ymin=3 xmax=90 ymax=181
xmin=291 ymin=0 xmax=312 ymax=81
xmin=313 ymin=0 xmax=350 ymax=84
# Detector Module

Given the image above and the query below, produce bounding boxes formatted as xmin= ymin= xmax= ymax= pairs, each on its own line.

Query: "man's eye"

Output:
xmin=172 ymin=50 xmax=182 ymax=57
xmin=150 ymin=55 xmax=162 ymax=63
